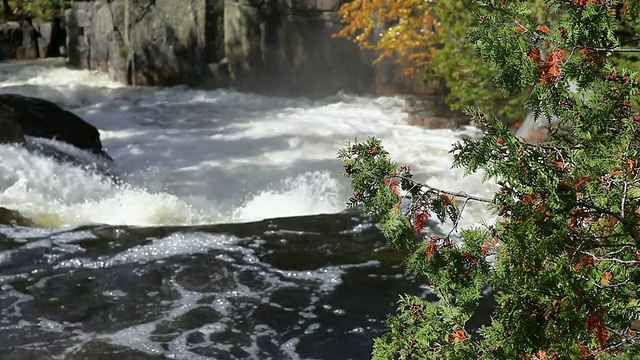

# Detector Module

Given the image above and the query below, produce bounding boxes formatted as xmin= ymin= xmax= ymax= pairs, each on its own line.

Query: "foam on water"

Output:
xmin=233 ymin=171 xmax=343 ymax=222
xmin=0 ymin=58 xmax=128 ymax=108
xmin=55 ymin=232 xmax=241 ymax=269
xmin=0 ymin=144 xmax=202 ymax=227
xmin=0 ymin=59 xmax=495 ymax=228
xmin=1 ymin=227 xmax=364 ymax=359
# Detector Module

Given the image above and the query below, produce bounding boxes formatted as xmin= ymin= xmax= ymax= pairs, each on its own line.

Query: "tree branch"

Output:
xmin=589 ymin=47 xmax=640 ymax=53
xmin=397 ymin=175 xmax=493 ymax=203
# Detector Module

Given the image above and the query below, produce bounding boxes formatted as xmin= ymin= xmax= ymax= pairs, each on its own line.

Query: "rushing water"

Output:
xmin=0 ymin=59 xmax=495 ymax=359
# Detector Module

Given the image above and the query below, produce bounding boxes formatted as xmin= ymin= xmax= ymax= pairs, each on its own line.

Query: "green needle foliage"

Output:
xmin=339 ymin=0 xmax=640 ymax=358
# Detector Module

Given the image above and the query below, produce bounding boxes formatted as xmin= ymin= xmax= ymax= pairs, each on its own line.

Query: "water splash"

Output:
xmin=233 ymin=171 xmax=344 ymax=222
xmin=0 ymin=143 xmax=202 ymax=227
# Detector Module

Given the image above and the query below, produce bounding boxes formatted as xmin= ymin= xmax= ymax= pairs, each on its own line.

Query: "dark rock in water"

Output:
xmin=0 ymin=108 xmax=26 ymax=144
xmin=404 ymin=95 xmax=470 ymax=129
xmin=0 ymin=207 xmax=33 ymax=227
xmin=0 ymin=94 xmax=112 ymax=160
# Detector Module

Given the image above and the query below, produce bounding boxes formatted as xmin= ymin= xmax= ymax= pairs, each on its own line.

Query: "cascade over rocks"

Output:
xmin=0 ymin=94 xmax=112 ymax=160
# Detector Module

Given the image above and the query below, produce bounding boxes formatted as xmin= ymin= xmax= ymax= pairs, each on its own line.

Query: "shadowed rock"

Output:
xmin=0 ymin=94 xmax=111 ymax=159
xmin=0 ymin=107 xmax=26 ymax=144
xmin=0 ymin=207 xmax=34 ymax=226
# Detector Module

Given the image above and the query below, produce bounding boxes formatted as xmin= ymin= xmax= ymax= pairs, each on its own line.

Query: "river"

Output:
xmin=0 ymin=59 xmax=494 ymax=359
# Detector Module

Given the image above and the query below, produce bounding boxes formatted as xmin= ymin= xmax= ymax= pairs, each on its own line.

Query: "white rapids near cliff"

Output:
xmin=0 ymin=58 xmax=494 ymax=228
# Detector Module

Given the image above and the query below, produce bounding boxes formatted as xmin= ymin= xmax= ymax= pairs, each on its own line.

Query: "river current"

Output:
xmin=0 ymin=59 xmax=494 ymax=359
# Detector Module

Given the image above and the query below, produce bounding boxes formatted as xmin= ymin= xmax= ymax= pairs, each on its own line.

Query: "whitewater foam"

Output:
xmin=0 ymin=59 xmax=495 ymax=228
xmin=0 ymin=143 xmax=203 ymax=227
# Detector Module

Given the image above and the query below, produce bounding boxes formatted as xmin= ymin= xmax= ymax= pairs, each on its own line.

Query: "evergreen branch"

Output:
xmin=582 ymin=206 xmax=640 ymax=249
xmin=583 ymin=251 xmax=640 ymax=265
xmin=445 ymin=197 xmax=470 ymax=240
xmin=397 ymin=175 xmax=493 ymax=203
xmin=588 ymin=47 xmax=640 ymax=53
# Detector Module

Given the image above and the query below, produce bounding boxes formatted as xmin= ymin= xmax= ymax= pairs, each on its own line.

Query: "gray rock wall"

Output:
xmin=223 ymin=0 xmax=370 ymax=95
xmin=67 ymin=0 xmax=225 ymax=87
xmin=0 ymin=20 xmax=66 ymax=61
xmin=65 ymin=0 xmax=444 ymax=96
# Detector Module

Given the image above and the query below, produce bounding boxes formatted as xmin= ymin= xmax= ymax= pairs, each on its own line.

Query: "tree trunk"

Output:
xmin=2 ymin=0 xmax=10 ymax=16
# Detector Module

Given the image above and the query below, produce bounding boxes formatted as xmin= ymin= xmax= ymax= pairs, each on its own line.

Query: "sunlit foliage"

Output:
xmin=335 ymin=0 xmax=440 ymax=76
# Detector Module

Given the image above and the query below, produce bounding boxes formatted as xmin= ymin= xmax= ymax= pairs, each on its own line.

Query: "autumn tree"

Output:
xmin=336 ymin=0 xmax=639 ymax=125
xmin=335 ymin=0 xmax=553 ymax=122
xmin=335 ymin=0 xmax=441 ymax=76
xmin=340 ymin=0 xmax=640 ymax=358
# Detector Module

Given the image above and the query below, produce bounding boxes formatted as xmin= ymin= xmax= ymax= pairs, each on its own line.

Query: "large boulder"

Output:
xmin=0 ymin=107 xmax=26 ymax=144
xmin=0 ymin=94 xmax=111 ymax=159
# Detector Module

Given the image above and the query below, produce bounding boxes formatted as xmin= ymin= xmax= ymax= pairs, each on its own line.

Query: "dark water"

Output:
xmin=0 ymin=212 xmax=431 ymax=359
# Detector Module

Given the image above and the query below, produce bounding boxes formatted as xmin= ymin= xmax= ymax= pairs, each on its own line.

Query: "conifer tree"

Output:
xmin=339 ymin=0 xmax=640 ymax=358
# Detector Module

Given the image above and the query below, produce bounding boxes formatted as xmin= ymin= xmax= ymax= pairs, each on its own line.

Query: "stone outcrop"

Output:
xmin=66 ymin=0 xmax=446 ymax=97
xmin=405 ymin=95 xmax=469 ymax=129
xmin=223 ymin=0 xmax=370 ymax=95
xmin=0 ymin=21 xmax=37 ymax=60
xmin=0 ymin=207 xmax=34 ymax=227
xmin=0 ymin=94 xmax=111 ymax=159
xmin=0 ymin=19 xmax=66 ymax=61
xmin=67 ymin=0 xmax=227 ymax=87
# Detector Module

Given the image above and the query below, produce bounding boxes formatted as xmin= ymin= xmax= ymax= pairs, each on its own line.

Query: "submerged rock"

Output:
xmin=404 ymin=95 xmax=470 ymax=129
xmin=0 ymin=94 xmax=112 ymax=160
xmin=0 ymin=207 xmax=34 ymax=227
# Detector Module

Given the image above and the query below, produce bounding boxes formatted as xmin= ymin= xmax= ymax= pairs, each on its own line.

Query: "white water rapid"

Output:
xmin=0 ymin=59 xmax=495 ymax=228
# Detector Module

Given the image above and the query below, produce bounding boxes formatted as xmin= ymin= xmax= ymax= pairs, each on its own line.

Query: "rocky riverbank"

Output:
xmin=0 ymin=18 xmax=66 ymax=60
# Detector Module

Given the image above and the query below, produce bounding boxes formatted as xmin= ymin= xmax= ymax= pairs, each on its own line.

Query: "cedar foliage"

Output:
xmin=339 ymin=0 xmax=640 ymax=358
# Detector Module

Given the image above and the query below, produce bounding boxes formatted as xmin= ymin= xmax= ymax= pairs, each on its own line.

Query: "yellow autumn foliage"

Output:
xmin=334 ymin=0 xmax=441 ymax=76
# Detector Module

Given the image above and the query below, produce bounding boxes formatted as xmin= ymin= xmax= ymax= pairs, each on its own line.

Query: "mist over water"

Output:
xmin=0 ymin=59 xmax=493 ymax=228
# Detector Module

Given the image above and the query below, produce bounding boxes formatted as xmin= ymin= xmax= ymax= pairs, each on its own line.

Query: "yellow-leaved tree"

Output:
xmin=334 ymin=0 xmax=553 ymax=123
xmin=334 ymin=0 xmax=441 ymax=77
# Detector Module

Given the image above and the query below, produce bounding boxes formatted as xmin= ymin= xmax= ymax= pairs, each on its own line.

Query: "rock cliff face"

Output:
xmin=66 ymin=0 xmax=443 ymax=96
xmin=67 ymin=0 xmax=225 ymax=86
xmin=0 ymin=19 xmax=66 ymax=61
xmin=223 ymin=0 xmax=368 ymax=95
